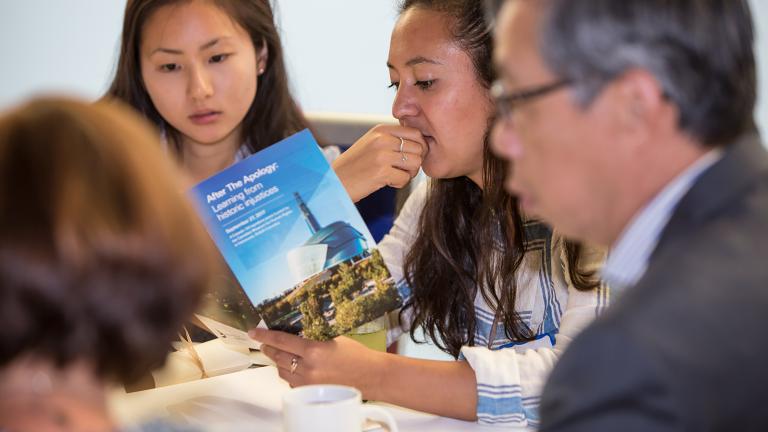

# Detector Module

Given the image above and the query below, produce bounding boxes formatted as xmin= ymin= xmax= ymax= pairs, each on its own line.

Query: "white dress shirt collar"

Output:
xmin=602 ymin=148 xmax=723 ymax=291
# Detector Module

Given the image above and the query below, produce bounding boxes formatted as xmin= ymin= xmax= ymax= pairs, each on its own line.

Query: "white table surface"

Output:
xmin=109 ymin=365 xmax=529 ymax=432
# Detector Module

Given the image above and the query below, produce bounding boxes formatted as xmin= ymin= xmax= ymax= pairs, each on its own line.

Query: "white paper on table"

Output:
xmin=195 ymin=314 xmax=266 ymax=350
xmin=152 ymin=338 xmax=253 ymax=387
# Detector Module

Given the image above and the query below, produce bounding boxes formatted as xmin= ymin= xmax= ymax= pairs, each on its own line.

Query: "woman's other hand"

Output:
xmin=332 ymin=125 xmax=427 ymax=202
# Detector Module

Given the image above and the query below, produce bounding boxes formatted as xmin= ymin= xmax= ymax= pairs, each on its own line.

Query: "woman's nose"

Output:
xmin=391 ymin=87 xmax=419 ymax=121
xmin=188 ymin=66 xmax=214 ymax=100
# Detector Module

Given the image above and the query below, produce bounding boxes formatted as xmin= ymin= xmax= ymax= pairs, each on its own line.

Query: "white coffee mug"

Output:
xmin=282 ymin=384 xmax=398 ymax=432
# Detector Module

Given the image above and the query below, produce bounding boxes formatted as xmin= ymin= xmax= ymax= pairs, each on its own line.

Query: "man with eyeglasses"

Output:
xmin=487 ymin=0 xmax=768 ymax=430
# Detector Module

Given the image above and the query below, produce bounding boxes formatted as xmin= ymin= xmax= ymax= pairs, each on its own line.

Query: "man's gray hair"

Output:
xmin=537 ymin=0 xmax=756 ymax=146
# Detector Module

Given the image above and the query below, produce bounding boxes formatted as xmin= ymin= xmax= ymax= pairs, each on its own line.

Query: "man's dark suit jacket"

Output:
xmin=540 ymin=133 xmax=768 ymax=431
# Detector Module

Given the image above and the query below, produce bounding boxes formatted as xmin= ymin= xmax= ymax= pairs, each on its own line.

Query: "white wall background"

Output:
xmin=0 ymin=0 xmax=400 ymax=115
xmin=0 ymin=0 xmax=766 ymax=130
xmin=275 ymin=1 xmax=398 ymax=116
xmin=752 ymin=0 xmax=768 ymax=134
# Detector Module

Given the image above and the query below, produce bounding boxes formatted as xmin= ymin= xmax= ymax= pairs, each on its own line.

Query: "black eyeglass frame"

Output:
xmin=491 ymin=79 xmax=571 ymax=121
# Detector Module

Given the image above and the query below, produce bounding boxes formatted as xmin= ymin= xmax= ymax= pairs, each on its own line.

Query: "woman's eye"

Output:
xmin=210 ymin=54 xmax=230 ymax=63
xmin=160 ymin=63 xmax=180 ymax=72
xmin=415 ymin=80 xmax=435 ymax=90
xmin=388 ymin=81 xmax=400 ymax=90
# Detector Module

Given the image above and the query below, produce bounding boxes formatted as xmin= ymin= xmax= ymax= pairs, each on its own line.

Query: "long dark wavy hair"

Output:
xmin=106 ymin=0 xmax=309 ymax=156
xmin=400 ymin=0 xmax=599 ymax=358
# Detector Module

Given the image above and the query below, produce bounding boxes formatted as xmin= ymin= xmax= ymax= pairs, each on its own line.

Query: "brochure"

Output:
xmin=190 ymin=130 xmax=403 ymax=348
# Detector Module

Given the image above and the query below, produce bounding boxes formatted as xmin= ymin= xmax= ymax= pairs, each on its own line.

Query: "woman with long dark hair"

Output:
xmin=252 ymin=0 xmax=609 ymax=427
xmin=107 ymin=0 xmax=424 ymax=196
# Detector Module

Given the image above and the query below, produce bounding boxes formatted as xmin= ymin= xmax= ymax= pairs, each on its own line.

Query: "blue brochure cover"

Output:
xmin=191 ymin=130 xmax=402 ymax=344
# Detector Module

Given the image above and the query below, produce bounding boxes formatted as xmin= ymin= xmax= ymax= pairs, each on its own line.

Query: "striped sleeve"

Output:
xmin=461 ymin=241 xmax=609 ymax=428
xmin=462 ymin=346 xmax=538 ymax=427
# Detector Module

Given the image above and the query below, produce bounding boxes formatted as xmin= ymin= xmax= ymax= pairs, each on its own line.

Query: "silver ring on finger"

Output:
xmin=399 ymin=137 xmax=407 ymax=162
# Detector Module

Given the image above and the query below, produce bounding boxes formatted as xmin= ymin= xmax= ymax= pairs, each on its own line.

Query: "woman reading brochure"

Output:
xmin=251 ymin=0 xmax=609 ymax=428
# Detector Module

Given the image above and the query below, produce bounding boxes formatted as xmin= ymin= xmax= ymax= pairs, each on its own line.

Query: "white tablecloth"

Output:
xmin=109 ymin=365 xmax=529 ymax=431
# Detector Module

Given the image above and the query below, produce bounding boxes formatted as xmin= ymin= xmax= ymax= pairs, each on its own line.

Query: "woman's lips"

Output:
xmin=189 ymin=111 xmax=221 ymax=125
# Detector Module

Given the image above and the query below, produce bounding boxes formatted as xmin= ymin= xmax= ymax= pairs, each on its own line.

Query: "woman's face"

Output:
xmin=140 ymin=0 xmax=263 ymax=151
xmin=388 ymin=7 xmax=493 ymax=185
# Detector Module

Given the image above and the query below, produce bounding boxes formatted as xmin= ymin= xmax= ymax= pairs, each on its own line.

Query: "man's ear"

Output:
xmin=257 ymin=40 xmax=269 ymax=75
xmin=618 ymin=68 xmax=666 ymax=130
xmin=612 ymin=68 xmax=669 ymax=151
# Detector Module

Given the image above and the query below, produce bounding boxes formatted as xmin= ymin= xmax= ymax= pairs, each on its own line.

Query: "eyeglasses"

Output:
xmin=491 ymin=78 xmax=570 ymax=121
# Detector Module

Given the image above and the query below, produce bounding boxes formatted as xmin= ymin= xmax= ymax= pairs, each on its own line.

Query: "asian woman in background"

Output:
xmin=107 ymin=0 xmax=424 ymax=199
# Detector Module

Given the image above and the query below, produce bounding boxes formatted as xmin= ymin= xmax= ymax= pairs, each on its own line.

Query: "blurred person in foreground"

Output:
xmin=0 ymin=97 xmax=215 ymax=432
xmin=488 ymin=0 xmax=768 ymax=430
